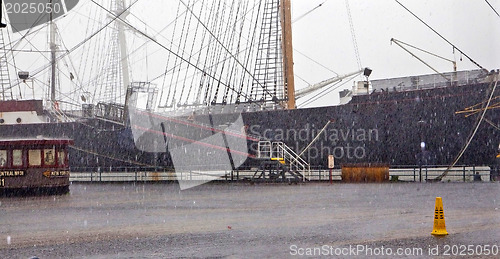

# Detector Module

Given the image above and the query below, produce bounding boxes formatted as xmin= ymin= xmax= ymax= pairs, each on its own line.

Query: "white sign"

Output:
xmin=328 ymin=155 xmax=334 ymax=169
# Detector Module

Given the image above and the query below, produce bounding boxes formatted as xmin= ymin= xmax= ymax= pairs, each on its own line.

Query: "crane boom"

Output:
xmin=295 ymin=68 xmax=366 ymax=99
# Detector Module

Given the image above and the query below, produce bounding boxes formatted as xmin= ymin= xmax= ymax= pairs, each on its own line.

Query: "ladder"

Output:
xmin=251 ymin=0 xmax=284 ymax=103
xmin=257 ymin=141 xmax=310 ymax=181
xmin=0 ymin=29 xmax=12 ymax=101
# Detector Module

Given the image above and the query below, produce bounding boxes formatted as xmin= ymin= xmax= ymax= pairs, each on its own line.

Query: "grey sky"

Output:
xmin=291 ymin=0 xmax=500 ymax=106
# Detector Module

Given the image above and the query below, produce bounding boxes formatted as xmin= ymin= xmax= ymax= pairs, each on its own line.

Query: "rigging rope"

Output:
xmin=162 ymin=1 xmax=183 ymax=107
xmin=211 ymin=0 xmax=233 ymax=104
xmin=202 ymin=1 xmax=223 ymax=105
xmin=6 ymin=0 xmax=139 ymax=94
xmin=206 ymin=1 xmax=226 ymax=105
xmin=92 ymin=0 xmax=258 ymax=108
xmin=299 ymin=74 xmax=359 ymax=108
xmin=295 ymin=48 xmax=339 ymax=76
xmin=179 ymin=0 xmax=275 ymax=102
xmin=230 ymin=0 xmax=250 ymax=104
xmin=484 ymin=0 xmax=500 ymax=18
xmin=292 ymin=1 xmax=326 ymax=23
xmin=183 ymin=0 xmax=206 ymax=105
xmin=222 ymin=1 xmax=243 ymax=104
xmin=437 ymin=73 xmax=499 ymax=180
xmin=345 ymin=0 xmax=362 ymax=70
xmin=170 ymin=0 xmax=193 ymax=107
xmin=484 ymin=117 xmax=500 ymax=131
xmin=69 ymin=145 xmax=155 ymax=167
xmin=394 ymin=0 xmax=486 ymax=70
xmin=195 ymin=0 xmax=218 ymax=105
xmin=238 ymin=0 xmax=261 ymax=104
xmin=2 ymin=14 xmax=21 ymax=98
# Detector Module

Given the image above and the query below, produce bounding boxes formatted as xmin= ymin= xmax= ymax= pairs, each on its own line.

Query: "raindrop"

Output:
xmin=7 ymin=236 xmax=11 ymax=245
xmin=84 ymin=220 xmax=88 ymax=227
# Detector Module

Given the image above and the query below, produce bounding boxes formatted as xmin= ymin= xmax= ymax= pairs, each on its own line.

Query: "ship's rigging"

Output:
xmin=394 ymin=0 xmax=486 ymax=71
xmin=93 ymin=0 xmax=290 ymax=111
xmin=1 ymin=0 xmax=369 ymax=113
xmin=390 ymin=38 xmax=457 ymax=82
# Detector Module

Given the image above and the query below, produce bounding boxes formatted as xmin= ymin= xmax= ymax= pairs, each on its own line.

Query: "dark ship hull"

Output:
xmin=243 ymin=81 xmax=498 ymax=167
xmin=0 ymin=80 xmax=498 ymax=170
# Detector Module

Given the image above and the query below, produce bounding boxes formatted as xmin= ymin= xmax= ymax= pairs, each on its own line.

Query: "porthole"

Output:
xmin=16 ymin=118 xmax=22 ymax=123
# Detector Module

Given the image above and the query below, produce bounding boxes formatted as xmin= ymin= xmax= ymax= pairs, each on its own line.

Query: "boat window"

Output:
xmin=58 ymin=150 xmax=66 ymax=166
xmin=28 ymin=150 xmax=42 ymax=166
xmin=0 ymin=150 xmax=7 ymax=167
xmin=13 ymin=150 xmax=23 ymax=166
xmin=44 ymin=149 xmax=56 ymax=166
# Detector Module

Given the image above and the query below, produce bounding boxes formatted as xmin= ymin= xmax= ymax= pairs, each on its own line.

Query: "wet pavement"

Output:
xmin=0 ymin=182 xmax=499 ymax=258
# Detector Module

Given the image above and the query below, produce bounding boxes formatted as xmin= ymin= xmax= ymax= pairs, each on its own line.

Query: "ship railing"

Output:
xmin=48 ymin=100 xmax=73 ymax=122
xmin=370 ymin=69 xmax=487 ymax=93
xmin=68 ymin=164 xmax=495 ymax=182
xmin=95 ymin=102 xmax=125 ymax=123
xmin=278 ymin=142 xmax=310 ymax=180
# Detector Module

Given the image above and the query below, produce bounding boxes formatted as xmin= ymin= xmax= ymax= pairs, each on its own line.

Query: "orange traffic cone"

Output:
xmin=431 ymin=197 xmax=448 ymax=236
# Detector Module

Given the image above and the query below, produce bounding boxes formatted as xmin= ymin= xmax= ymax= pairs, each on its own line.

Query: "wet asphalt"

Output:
xmin=0 ymin=182 xmax=499 ymax=258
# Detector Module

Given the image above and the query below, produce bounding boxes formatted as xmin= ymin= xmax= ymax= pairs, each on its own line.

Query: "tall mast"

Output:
xmin=281 ymin=0 xmax=295 ymax=109
xmin=50 ymin=0 xmax=56 ymax=104
xmin=117 ymin=0 xmax=130 ymax=95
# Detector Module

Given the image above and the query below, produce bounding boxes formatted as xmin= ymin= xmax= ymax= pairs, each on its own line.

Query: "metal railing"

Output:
xmin=69 ymin=165 xmax=498 ymax=183
xmin=257 ymin=141 xmax=310 ymax=180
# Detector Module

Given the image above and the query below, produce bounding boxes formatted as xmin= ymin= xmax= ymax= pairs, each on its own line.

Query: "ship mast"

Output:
xmin=49 ymin=0 xmax=56 ymax=104
xmin=117 ymin=0 xmax=130 ymax=96
xmin=281 ymin=0 xmax=295 ymax=109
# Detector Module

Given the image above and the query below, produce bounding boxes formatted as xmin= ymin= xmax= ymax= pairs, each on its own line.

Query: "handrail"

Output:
xmin=48 ymin=101 xmax=73 ymax=122
xmin=256 ymin=140 xmax=311 ymax=180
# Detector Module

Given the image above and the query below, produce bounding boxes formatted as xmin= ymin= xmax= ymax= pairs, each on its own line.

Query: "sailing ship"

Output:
xmin=0 ymin=0 xmax=498 ymax=175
